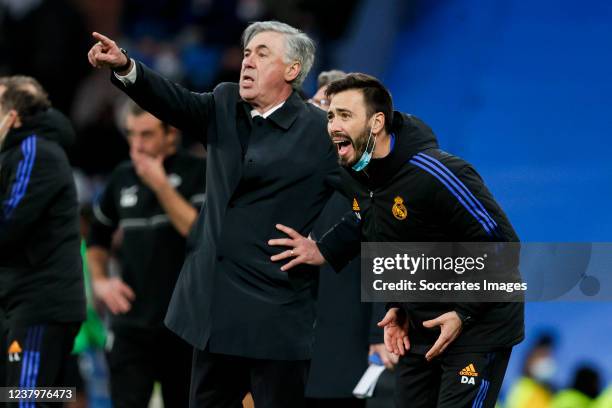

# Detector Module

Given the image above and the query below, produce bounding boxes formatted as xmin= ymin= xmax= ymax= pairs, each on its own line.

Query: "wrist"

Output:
xmin=92 ymin=276 xmax=109 ymax=293
xmin=113 ymin=48 xmax=132 ymax=75
xmin=454 ymin=310 xmax=472 ymax=327
xmin=152 ymin=178 xmax=171 ymax=195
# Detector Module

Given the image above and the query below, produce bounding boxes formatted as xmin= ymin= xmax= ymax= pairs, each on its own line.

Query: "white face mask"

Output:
xmin=530 ymin=357 xmax=556 ymax=383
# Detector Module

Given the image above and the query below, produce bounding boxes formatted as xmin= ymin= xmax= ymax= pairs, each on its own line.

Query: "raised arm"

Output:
xmin=87 ymin=32 xmax=214 ymax=141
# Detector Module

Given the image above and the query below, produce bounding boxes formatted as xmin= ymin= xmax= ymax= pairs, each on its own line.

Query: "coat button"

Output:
xmin=217 ymin=255 xmax=224 ymax=262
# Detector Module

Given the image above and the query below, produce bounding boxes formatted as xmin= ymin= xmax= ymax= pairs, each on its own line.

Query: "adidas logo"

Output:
xmin=7 ymin=341 xmax=21 ymax=363
xmin=459 ymin=363 xmax=478 ymax=377
xmin=460 ymin=364 xmax=478 ymax=385
xmin=8 ymin=341 xmax=21 ymax=354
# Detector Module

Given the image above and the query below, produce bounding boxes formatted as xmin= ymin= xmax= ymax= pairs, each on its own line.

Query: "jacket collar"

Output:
xmin=267 ymin=91 xmax=302 ymax=130
xmin=1 ymin=109 xmax=75 ymax=153
xmin=238 ymin=90 xmax=303 ymax=130
xmin=2 ymin=124 xmax=38 ymax=152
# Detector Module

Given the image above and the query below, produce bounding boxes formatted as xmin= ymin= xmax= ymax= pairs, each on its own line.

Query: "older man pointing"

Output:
xmin=88 ymin=21 xmax=336 ymax=407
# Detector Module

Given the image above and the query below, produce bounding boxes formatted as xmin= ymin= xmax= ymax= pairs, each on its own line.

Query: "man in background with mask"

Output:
xmin=0 ymin=76 xmax=85 ymax=396
xmin=506 ymin=334 xmax=557 ymax=408
xmin=270 ymin=73 xmax=523 ymax=408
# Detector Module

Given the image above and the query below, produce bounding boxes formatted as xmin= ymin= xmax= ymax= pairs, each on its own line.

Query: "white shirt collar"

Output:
xmin=250 ymin=101 xmax=285 ymax=119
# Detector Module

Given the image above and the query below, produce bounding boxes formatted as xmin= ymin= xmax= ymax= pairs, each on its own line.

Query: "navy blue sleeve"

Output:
xmin=426 ymin=161 xmax=519 ymax=319
xmin=0 ymin=136 xmax=65 ymax=246
xmin=316 ymin=210 xmax=362 ymax=273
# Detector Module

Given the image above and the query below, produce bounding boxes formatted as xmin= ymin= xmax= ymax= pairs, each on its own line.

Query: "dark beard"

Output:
xmin=340 ymin=126 xmax=371 ymax=167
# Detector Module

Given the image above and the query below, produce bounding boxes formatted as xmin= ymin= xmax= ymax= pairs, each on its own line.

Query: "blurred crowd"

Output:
xmin=502 ymin=333 xmax=611 ymax=408
xmin=0 ymin=0 xmax=359 ymax=180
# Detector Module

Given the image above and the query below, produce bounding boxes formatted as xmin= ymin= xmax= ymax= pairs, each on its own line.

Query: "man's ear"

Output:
xmin=165 ymin=126 xmax=180 ymax=152
xmin=5 ymin=109 xmax=20 ymax=128
xmin=371 ymin=112 xmax=386 ymax=135
xmin=284 ymin=61 xmax=301 ymax=83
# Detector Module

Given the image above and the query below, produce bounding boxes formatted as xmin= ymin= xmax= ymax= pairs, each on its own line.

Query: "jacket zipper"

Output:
xmin=369 ymin=190 xmax=381 ymax=239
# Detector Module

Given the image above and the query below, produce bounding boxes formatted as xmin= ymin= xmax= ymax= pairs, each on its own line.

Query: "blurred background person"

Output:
xmin=305 ymin=70 xmax=396 ymax=408
xmin=308 ymin=70 xmax=346 ymax=110
xmin=505 ymin=333 xmax=557 ymax=408
xmin=551 ymin=365 xmax=602 ymax=408
xmin=593 ymin=385 xmax=612 ymax=408
xmin=86 ymin=101 xmax=206 ymax=407
xmin=0 ymin=76 xmax=86 ymax=399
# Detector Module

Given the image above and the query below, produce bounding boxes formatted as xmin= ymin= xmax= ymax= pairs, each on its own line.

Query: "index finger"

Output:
xmin=275 ymin=224 xmax=301 ymax=239
xmin=92 ymin=32 xmax=114 ymax=46
xmin=377 ymin=314 xmax=393 ymax=327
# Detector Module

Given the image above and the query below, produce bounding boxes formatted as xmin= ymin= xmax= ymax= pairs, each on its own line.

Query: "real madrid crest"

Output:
xmin=392 ymin=196 xmax=407 ymax=220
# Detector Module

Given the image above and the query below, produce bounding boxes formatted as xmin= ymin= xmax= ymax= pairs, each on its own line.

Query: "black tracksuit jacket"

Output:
xmin=0 ymin=109 xmax=85 ymax=326
xmin=318 ymin=112 xmax=524 ymax=354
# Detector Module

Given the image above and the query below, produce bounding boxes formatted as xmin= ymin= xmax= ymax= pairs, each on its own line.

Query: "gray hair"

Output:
xmin=317 ymin=70 xmax=347 ymax=89
xmin=242 ymin=21 xmax=315 ymax=89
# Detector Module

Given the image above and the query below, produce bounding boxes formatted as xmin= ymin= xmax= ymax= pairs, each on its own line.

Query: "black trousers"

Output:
xmin=306 ymin=398 xmax=366 ymax=408
xmin=108 ymin=326 xmax=192 ymax=408
xmin=3 ymin=322 xmax=80 ymax=408
xmin=395 ymin=349 xmax=512 ymax=408
xmin=190 ymin=347 xmax=310 ymax=408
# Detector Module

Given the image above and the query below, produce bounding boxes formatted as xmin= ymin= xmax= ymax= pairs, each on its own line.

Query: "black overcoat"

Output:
xmin=112 ymin=62 xmax=341 ymax=359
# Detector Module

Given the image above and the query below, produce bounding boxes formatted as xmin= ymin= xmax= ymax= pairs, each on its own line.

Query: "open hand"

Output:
xmin=378 ymin=308 xmax=410 ymax=356
xmin=92 ymin=276 xmax=135 ymax=315
xmin=423 ymin=311 xmax=463 ymax=361
xmin=268 ymin=224 xmax=325 ymax=271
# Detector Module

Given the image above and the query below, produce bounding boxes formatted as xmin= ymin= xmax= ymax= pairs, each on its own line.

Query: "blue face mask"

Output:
xmin=352 ymin=126 xmax=377 ymax=172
